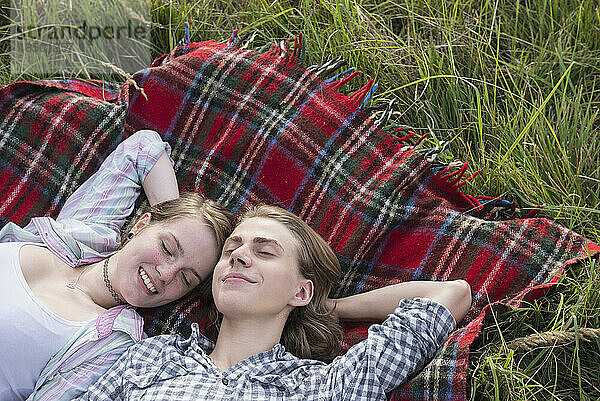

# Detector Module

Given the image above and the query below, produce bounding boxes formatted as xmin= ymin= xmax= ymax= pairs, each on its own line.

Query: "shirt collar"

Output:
xmin=188 ymin=322 xmax=216 ymax=353
xmin=186 ymin=323 xmax=307 ymax=377
xmin=97 ymin=305 xmax=145 ymax=341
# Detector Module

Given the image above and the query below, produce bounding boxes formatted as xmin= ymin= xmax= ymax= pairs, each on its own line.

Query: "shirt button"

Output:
xmin=222 ymin=377 xmax=229 ymax=386
xmin=277 ymin=386 xmax=285 ymax=392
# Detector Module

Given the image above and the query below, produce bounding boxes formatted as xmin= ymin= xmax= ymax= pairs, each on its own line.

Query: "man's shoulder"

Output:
xmin=121 ymin=333 xmax=189 ymax=367
xmin=132 ymin=333 xmax=184 ymax=351
xmin=129 ymin=326 xmax=213 ymax=357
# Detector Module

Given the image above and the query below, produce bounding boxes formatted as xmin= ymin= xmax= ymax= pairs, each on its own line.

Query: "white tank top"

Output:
xmin=0 ymin=242 xmax=87 ymax=401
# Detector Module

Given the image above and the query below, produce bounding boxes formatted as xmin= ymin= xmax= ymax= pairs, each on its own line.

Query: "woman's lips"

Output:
xmin=138 ymin=267 xmax=158 ymax=294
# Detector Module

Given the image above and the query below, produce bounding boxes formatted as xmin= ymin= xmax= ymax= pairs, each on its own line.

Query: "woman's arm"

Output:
xmin=142 ymin=150 xmax=179 ymax=206
xmin=329 ymin=280 xmax=472 ymax=324
xmin=68 ymin=345 xmax=131 ymax=401
xmin=27 ymin=336 xmax=133 ymax=401
xmin=28 ymin=130 xmax=176 ymax=265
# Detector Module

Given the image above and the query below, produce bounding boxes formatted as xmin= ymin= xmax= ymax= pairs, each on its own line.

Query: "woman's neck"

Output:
xmin=78 ymin=254 xmax=121 ymax=309
xmin=208 ymin=313 xmax=288 ymax=371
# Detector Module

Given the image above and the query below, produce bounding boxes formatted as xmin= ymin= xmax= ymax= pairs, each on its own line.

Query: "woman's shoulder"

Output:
xmin=18 ymin=243 xmax=58 ymax=285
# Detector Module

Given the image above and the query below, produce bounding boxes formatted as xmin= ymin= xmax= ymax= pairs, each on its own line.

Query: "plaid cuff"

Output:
xmin=396 ymin=297 xmax=457 ymax=347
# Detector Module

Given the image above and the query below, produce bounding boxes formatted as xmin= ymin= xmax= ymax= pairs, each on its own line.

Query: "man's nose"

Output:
xmin=230 ymin=245 xmax=251 ymax=268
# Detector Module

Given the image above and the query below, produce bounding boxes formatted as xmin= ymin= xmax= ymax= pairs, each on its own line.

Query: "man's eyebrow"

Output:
xmin=224 ymin=236 xmax=284 ymax=251
xmin=224 ymin=236 xmax=242 ymax=246
xmin=170 ymin=233 xmax=184 ymax=256
xmin=254 ymin=237 xmax=284 ymax=251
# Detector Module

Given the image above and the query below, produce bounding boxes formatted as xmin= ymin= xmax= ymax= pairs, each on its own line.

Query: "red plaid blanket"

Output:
xmin=1 ymin=34 xmax=597 ymax=400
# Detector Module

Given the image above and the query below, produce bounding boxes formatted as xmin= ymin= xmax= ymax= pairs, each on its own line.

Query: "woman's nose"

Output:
xmin=156 ymin=262 xmax=179 ymax=282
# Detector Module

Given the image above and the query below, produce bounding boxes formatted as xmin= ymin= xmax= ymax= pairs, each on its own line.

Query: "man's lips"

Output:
xmin=222 ymin=272 xmax=257 ymax=284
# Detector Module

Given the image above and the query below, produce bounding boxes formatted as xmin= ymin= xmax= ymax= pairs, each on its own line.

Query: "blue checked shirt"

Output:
xmin=74 ymin=298 xmax=456 ymax=401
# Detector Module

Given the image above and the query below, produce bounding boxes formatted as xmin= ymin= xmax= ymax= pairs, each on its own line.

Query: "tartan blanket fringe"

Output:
xmin=231 ymin=31 xmax=516 ymax=221
xmin=1 ymin=31 xmax=598 ymax=401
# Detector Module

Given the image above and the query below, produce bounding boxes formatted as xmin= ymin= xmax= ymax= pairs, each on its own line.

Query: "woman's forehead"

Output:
xmin=158 ymin=217 xmax=217 ymax=253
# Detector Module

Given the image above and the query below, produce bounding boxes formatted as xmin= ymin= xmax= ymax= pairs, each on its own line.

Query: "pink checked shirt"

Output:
xmin=0 ymin=130 xmax=170 ymax=400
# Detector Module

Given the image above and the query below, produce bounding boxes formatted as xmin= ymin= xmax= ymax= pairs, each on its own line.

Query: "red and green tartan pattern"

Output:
xmin=1 ymin=35 xmax=598 ymax=400
xmin=0 ymin=81 xmax=126 ymax=226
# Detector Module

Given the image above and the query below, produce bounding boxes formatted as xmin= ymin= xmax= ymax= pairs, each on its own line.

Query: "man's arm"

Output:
xmin=323 ymin=298 xmax=457 ymax=398
xmin=329 ymin=280 xmax=472 ymax=324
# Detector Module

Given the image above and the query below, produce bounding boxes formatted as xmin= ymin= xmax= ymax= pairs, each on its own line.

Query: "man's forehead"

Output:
xmin=228 ymin=217 xmax=297 ymax=247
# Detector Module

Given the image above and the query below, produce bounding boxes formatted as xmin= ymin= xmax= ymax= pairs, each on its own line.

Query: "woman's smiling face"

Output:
xmin=212 ymin=217 xmax=313 ymax=319
xmin=113 ymin=213 xmax=219 ymax=308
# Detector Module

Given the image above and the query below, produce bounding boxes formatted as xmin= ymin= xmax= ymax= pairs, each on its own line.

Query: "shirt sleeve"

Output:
xmin=323 ymin=298 xmax=456 ymax=400
xmin=25 ymin=130 xmax=171 ymax=266
xmin=70 ymin=334 xmax=182 ymax=401
xmin=26 ymin=335 xmax=134 ymax=401
xmin=69 ymin=347 xmax=131 ymax=401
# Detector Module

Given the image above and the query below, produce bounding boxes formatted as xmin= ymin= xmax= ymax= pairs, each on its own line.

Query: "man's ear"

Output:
xmin=132 ymin=212 xmax=152 ymax=234
xmin=289 ymin=279 xmax=314 ymax=307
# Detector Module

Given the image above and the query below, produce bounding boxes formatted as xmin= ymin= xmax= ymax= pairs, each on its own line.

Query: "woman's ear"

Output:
xmin=289 ymin=279 xmax=314 ymax=307
xmin=132 ymin=212 xmax=152 ymax=234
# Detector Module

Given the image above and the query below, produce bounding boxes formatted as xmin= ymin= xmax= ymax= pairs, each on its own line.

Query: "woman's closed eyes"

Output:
xmin=161 ymin=240 xmax=173 ymax=257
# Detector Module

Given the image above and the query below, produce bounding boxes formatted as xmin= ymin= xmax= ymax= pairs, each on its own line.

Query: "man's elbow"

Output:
xmin=448 ymin=279 xmax=472 ymax=323
xmin=431 ymin=279 xmax=472 ymax=324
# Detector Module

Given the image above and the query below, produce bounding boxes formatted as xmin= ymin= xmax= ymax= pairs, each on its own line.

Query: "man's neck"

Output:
xmin=208 ymin=313 xmax=288 ymax=372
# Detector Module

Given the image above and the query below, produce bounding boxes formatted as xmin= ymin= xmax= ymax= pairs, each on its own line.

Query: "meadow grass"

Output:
xmin=1 ymin=0 xmax=599 ymax=399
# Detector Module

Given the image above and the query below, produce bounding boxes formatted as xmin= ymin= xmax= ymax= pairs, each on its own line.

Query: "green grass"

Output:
xmin=2 ymin=0 xmax=599 ymax=399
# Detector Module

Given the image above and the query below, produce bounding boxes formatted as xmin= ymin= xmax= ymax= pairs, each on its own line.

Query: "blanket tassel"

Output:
xmin=289 ymin=33 xmax=303 ymax=64
xmin=391 ymin=127 xmax=416 ymax=143
xmin=349 ymin=78 xmax=375 ymax=106
xmin=310 ymin=58 xmax=348 ymax=79
xmin=329 ymin=69 xmax=361 ymax=90
xmin=372 ymin=99 xmax=397 ymax=126
xmin=228 ymin=29 xmax=239 ymax=46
